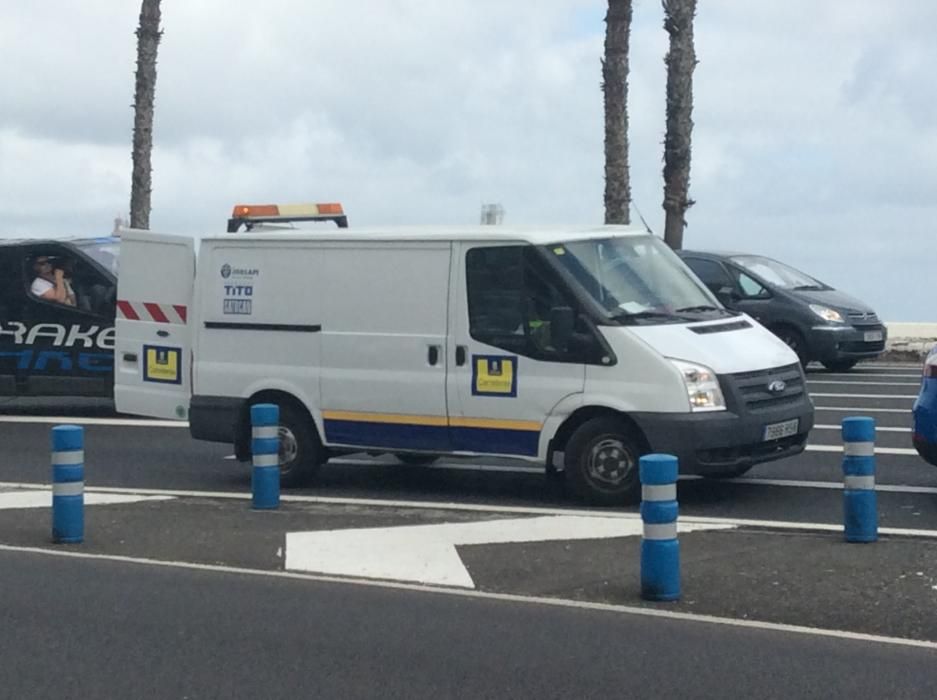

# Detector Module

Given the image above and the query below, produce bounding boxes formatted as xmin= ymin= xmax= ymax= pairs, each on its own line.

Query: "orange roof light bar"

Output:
xmin=227 ymin=202 xmax=348 ymax=232
xmin=316 ymin=203 xmax=344 ymax=215
xmin=233 ymin=204 xmax=280 ymax=218
xmin=230 ymin=203 xmax=345 ymax=218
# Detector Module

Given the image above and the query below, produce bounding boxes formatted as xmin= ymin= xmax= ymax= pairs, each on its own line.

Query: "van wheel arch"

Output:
xmin=549 ymin=407 xmax=649 ymax=472
xmin=235 ymin=391 xmax=326 ymax=486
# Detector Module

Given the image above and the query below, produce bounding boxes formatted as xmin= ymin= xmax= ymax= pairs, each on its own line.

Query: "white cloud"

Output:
xmin=0 ymin=0 xmax=933 ymax=320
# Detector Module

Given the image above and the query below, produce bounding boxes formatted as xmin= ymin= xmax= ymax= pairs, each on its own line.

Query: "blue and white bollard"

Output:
xmin=251 ymin=403 xmax=280 ymax=510
xmin=842 ymin=416 xmax=877 ymax=543
xmin=640 ymin=453 xmax=680 ymax=601
xmin=51 ymin=425 xmax=84 ymax=544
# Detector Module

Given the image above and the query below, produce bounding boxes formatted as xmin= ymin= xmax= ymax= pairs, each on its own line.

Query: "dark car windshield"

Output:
xmin=545 ymin=235 xmax=727 ymax=323
xmin=730 ymin=255 xmax=828 ymax=291
xmin=75 ymin=239 xmax=120 ymax=276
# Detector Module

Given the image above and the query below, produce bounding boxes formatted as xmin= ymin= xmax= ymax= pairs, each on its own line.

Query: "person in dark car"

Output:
xmin=30 ymin=256 xmax=77 ymax=307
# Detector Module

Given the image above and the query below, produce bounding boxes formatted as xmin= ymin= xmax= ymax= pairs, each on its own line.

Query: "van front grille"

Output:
xmin=722 ymin=363 xmax=806 ymax=412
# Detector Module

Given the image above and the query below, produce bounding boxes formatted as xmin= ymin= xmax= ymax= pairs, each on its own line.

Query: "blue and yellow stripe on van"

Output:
xmin=321 ymin=410 xmax=541 ymax=456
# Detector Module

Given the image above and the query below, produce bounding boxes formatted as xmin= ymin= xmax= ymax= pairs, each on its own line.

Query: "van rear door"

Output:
xmin=114 ymin=229 xmax=195 ymax=420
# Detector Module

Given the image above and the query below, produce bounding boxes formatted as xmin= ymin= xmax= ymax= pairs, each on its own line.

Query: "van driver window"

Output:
xmin=465 ymin=246 xmax=591 ymax=362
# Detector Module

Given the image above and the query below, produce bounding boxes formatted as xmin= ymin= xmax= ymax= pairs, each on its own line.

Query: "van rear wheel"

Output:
xmin=564 ymin=417 xmax=644 ymax=506
xmin=263 ymin=402 xmax=323 ymax=487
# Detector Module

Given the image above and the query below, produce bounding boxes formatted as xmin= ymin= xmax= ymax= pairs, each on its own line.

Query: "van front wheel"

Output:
xmin=564 ymin=417 xmax=644 ymax=506
xmin=266 ymin=403 xmax=324 ymax=487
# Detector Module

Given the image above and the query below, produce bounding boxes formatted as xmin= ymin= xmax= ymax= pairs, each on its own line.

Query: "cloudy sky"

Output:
xmin=0 ymin=1 xmax=933 ymax=321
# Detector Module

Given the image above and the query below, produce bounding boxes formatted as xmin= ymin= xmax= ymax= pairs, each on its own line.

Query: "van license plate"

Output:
xmin=864 ymin=330 xmax=883 ymax=342
xmin=763 ymin=419 xmax=799 ymax=441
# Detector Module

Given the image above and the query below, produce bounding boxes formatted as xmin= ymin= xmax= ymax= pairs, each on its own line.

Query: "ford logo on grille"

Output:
xmin=767 ymin=380 xmax=787 ymax=394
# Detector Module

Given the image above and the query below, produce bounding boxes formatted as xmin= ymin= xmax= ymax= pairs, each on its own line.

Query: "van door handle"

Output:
xmin=456 ymin=346 xmax=467 ymax=366
xmin=428 ymin=345 xmax=440 ymax=366
xmin=123 ymin=352 xmax=138 ymax=362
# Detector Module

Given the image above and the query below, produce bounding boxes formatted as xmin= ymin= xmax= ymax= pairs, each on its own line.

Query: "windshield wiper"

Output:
xmin=610 ymin=309 xmax=684 ymax=324
xmin=674 ymin=305 xmax=725 ymax=313
xmin=792 ymin=284 xmax=825 ymax=291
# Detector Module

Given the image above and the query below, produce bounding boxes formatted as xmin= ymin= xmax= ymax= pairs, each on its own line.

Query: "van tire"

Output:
xmin=268 ymin=402 xmax=324 ymax=487
xmin=564 ymin=417 xmax=644 ymax=506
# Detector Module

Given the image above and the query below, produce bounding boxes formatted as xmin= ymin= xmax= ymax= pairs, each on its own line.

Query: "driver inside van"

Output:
xmin=30 ymin=256 xmax=77 ymax=307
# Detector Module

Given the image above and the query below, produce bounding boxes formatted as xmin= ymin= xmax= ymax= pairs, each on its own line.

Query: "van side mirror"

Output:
xmin=549 ymin=306 xmax=575 ymax=351
xmin=715 ymin=285 xmax=740 ymax=306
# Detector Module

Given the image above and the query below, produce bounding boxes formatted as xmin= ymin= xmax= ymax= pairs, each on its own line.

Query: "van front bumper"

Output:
xmin=631 ymin=404 xmax=814 ymax=475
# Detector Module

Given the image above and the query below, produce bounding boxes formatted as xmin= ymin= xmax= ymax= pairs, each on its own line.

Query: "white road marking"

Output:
xmin=286 ymin=516 xmax=734 ymax=588
xmin=806 ymin=444 xmax=918 ymax=456
xmin=814 ymin=424 xmax=910 ymax=433
xmin=846 ymin=363 xmax=924 ymax=369
xmin=815 ymin=406 xmax=912 ymax=414
xmin=815 ymin=373 xmax=921 ymax=380
xmin=2 ymin=481 xmax=936 ymax=528
xmin=0 ymin=490 xmax=173 ymax=509
xmin=808 ymin=380 xmax=920 ymax=387
xmin=810 ymin=393 xmax=916 ymax=400
xmin=1 ymin=543 xmax=934 ymax=650
xmin=0 ymin=416 xmax=188 ymax=427
xmin=726 ymin=477 xmax=937 ymax=495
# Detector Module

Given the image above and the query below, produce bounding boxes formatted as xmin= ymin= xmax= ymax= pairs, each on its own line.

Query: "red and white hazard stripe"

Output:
xmin=116 ymin=300 xmax=188 ymax=325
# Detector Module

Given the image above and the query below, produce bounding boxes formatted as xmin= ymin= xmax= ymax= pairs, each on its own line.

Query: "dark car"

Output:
xmin=677 ymin=251 xmax=886 ymax=371
xmin=0 ymin=236 xmax=119 ymax=397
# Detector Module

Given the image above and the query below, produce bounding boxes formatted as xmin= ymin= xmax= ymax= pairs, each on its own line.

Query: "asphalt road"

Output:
xmin=0 ymin=363 xmax=929 ymax=524
xmin=1 ymin=361 xmax=936 ymax=697
xmin=3 ymin=550 xmax=937 ymax=699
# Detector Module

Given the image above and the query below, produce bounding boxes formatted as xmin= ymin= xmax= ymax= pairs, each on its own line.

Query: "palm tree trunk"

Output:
xmin=130 ymin=0 xmax=163 ymax=230
xmin=661 ymin=0 xmax=697 ymax=250
xmin=603 ymin=0 xmax=632 ymax=225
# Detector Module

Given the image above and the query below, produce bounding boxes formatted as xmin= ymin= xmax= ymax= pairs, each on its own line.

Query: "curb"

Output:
xmin=881 ymin=339 xmax=936 ymax=363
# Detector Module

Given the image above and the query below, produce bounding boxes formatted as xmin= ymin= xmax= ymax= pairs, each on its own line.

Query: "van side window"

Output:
xmin=466 ymin=246 xmax=594 ymax=363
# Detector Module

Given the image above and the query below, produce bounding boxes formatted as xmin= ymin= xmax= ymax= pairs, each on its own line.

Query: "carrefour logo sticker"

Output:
xmin=472 ymin=355 xmax=518 ymax=397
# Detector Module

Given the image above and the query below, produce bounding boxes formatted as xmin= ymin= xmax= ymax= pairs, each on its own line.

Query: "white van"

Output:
xmin=114 ymin=225 xmax=814 ymax=505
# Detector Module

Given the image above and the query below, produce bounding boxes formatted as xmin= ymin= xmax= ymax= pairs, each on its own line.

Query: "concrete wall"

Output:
xmin=885 ymin=322 xmax=937 ymax=360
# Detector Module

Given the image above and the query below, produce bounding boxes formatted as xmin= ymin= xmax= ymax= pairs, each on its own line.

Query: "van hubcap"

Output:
xmin=278 ymin=426 xmax=298 ymax=471
xmin=587 ymin=438 xmax=634 ymax=487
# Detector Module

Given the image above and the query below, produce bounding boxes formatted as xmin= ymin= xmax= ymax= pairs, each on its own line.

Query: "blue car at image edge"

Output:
xmin=913 ymin=346 xmax=937 ymax=466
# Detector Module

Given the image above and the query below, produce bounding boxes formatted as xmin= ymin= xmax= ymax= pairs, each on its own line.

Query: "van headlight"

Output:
xmin=669 ymin=359 xmax=726 ymax=412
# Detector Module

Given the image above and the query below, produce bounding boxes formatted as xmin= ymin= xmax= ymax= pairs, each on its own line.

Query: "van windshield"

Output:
xmin=544 ymin=235 xmax=724 ymax=323
xmin=75 ymin=239 xmax=120 ymax=276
